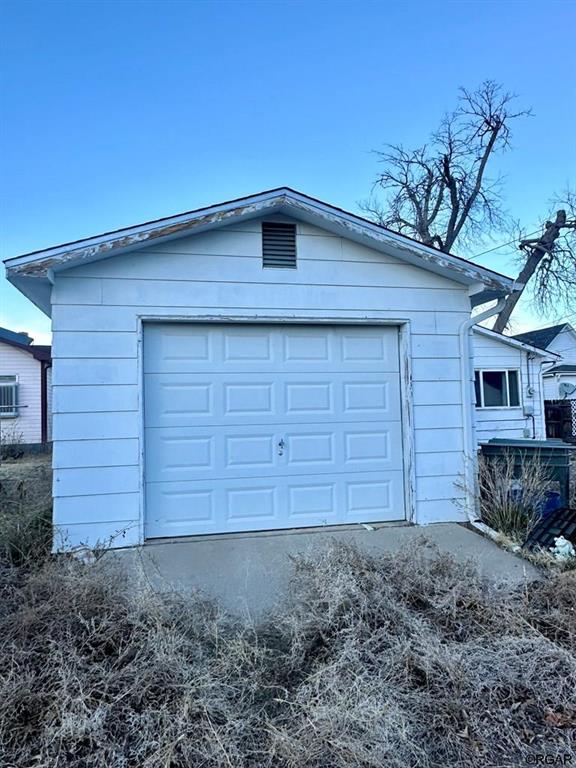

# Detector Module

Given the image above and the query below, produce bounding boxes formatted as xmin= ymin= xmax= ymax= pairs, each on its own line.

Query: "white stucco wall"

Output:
xmin=49 ymin=215 xmax=475 ymax=550
xmin=0 ymin=341 xmax=43 ymax=444
xmin=472 ymin=330 xmax=548 ymax=442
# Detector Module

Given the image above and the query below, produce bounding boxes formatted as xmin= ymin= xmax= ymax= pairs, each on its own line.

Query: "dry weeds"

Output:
xmin=0 ymin=541 xmax=575 ymax=767
xmin=476 ymin=451 xmax=550 ymax=539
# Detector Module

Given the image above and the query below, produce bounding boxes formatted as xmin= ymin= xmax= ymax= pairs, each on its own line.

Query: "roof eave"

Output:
xmin=473 ymin=325 xmax=562 ymax=358
xmin=544 ymin=365 xmax=576 ymax=375
xmin=7 ymin=275 xmax=53 ymax=317
xmin=4 ymin=188 xmax=514 ymax=310
xmin=0 ymin=335 xmax=51 ymax=360
xmin=5 ymin=191 xmax=287 ymax=277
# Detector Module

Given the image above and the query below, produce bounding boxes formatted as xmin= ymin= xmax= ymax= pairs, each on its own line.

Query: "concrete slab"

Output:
xmin=111 ymin=523 xmax=539 ymax=618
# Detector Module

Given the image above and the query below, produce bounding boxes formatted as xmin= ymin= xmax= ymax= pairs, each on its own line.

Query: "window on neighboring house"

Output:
xmin=474 ymin=370 xmax=520 ymax=408
xmin=262 ymin=222 xmax=297 ymax=268
xmin=0 ymin=376 xmax=18 ymax=418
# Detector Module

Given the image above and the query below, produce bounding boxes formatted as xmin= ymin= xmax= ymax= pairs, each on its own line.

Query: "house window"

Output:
xmin=262 ymin=222 xmax=297 ymax=268
xmin=474 ymin=370 xmax=520 ymax=408
xmin=0 ymin=376 xmax=18 ymax=418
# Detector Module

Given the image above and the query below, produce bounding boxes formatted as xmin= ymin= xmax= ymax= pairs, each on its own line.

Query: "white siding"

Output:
xmin=543 ymin=375 xmax=556 ymax=401
xmin=46 ymin=365 xmax=53 ymax=441
xmin=472 ymin=331 xmax=547 ymax=442
xmin=0 ymin=341 xmax=43 ymax=443
xmin=543 ymin=328 xmax=576 ymax=401
xmin=543 ymin=373 xmax=576 ymax=401
xmin=547 ymin=327 xmax=576 ymax=365
xmin=50 ymin=215 xmax=473 ymax=550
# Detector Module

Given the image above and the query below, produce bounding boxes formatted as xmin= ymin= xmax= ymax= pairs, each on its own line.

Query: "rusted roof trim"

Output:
xmin=4 ymin=187 xmax=515 ymax=296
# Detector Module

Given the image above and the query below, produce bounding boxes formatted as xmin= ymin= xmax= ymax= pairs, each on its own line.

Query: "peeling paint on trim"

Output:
xmin=4 ymin=189 xmax=514 ymax=294
xmin=10 ymin=200 xmax=276 ymax=277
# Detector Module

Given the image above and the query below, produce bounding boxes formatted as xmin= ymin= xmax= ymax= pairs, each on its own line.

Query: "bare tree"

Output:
xmin=493 ymin=193 xmax=576 ymax=333
xmin=363 ymin=81 xmax=530 ymax=252
xmin=364 ymin=81 xmax=576 ymax=328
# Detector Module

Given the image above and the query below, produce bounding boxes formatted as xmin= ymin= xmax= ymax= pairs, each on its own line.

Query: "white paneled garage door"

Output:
xmin=144 ymin=324 xmax=405 ymax=538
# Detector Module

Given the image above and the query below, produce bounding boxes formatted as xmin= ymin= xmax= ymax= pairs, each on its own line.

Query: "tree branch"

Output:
xmin=365 ymin=81 xmax=529 ymax=253
xmin=493 ymin=210 xmax=573 ymax=333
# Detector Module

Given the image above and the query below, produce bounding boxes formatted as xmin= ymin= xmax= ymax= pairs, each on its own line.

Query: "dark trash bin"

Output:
xmin=540 ymin=491 xmax=562 ymax=518
xmin=480 ymin=438 xmax=574 ymax=508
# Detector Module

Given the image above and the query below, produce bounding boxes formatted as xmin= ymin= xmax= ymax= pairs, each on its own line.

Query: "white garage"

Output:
xmin=4 ymin=187 xmax=516 ymax=551
xmin=144 ymin=323 xmax=405 ymax=537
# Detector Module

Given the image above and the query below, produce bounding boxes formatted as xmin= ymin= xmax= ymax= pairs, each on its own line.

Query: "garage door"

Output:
xmin=144 ymin=324 xmax=405 ymax=538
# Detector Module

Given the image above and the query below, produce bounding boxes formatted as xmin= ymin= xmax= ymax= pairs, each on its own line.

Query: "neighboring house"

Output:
xmin=472 ymin=326 xmax=559 ymax=442
xmin=0 ymin=327 xmax=52 ymax=445
xmin=513 ymin=323 xmax=576 ymax=441
xmin=4 ymin=188 xmax=516 ymax=550
xmin=513 ymin=323 xmax=576 ymax=401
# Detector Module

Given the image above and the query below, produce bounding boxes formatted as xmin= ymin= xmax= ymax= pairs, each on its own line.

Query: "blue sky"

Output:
xmin=1 ymin=0 xmax=575 ymax=343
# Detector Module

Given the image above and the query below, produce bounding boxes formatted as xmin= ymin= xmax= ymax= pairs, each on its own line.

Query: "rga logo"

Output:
xmin=526 ymin=755 xmax=573 ymax=765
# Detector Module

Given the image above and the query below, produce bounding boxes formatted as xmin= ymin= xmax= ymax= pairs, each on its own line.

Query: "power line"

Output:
xmin=513 ymin=313 xmax=576 ymax=333
xmin=468 ymin=227 xmax=543 ymax=260
xmin=552 ymin=312 xmax=576 ymax=324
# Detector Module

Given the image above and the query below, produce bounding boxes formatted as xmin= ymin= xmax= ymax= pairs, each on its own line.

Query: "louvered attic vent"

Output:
xmin=262 ymin=222 xmax=297 ymax=268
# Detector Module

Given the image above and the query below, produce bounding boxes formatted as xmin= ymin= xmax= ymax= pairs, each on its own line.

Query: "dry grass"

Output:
xmin=523 ymin=569 xmax=576 ymax=653
xmin=522 ymin=544 xmax=576 ymax=573
xmin=1 ymin=540 xmax=575 ymax=768
xmin=477 ymin=452 xmax=551 ymax=540
xmin=0 ymin=504 xmax=52 ymax=566
xmin=0 ymin=456 xmax=52 ymax=566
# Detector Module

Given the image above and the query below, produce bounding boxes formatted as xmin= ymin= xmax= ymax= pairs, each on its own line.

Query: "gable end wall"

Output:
xmin=49 ymin=216 xmax=473 ymax=549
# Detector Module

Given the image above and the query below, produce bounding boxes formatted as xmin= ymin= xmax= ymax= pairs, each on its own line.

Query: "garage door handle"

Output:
xmin=277 ymin=438 xmax=285 ymax=456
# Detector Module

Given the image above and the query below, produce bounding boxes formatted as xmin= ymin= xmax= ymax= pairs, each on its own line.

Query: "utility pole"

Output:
xmin=493 ymin=210 xmax=575 ymax=333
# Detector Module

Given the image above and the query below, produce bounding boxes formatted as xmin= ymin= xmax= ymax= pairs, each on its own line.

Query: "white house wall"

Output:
xmin=546 ymin=327 xmax=576 ymax=365
xmin=472 ymin=331 xmax=547 ymax=441
xmin=0 ymin=341 xmax=42 ymax=444
xmin=543 ymin=327 xmax=576 ymax=400
xmin=50 ymin=215 xmax=473 ymax=550
xmin=46 ymin=365 xmax=53 ymax=441
xmin=544 ymin=372 xmax=576 ymax=401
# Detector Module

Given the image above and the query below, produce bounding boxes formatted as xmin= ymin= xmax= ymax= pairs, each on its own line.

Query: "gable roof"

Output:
xmin=544 ymin=364 xmax=576 ymax=375
xmin=0 ymin=326 xmax=33 ymax=346
xmin=473 ymin=325 xmax=561 ymax=358
xmin=3 ymin=187 xmax=516 ymax=317
xmin=512 ymin=323 xmax=574 ymax=350
xmin=0 ymin=335 xmax=51 ymax=361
